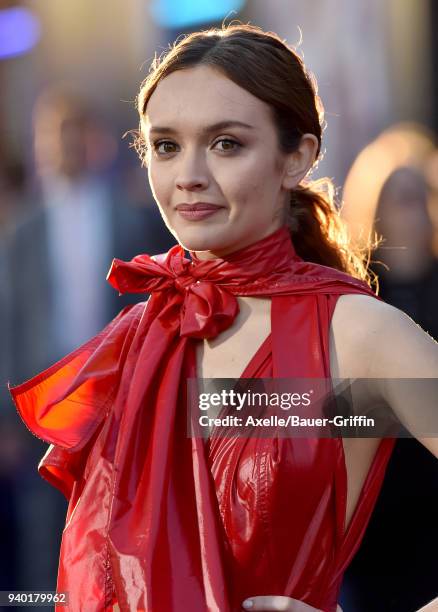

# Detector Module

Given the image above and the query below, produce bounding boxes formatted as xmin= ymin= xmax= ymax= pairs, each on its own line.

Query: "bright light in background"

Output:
xmin=0 ymin=7 xmax=41 ymax=60
xmin=149 ymin=0 xmax=246 ymax=29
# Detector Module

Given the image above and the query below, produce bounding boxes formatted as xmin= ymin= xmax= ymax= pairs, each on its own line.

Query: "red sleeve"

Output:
xmin=8 ymin=302 xmax=145 ymax=452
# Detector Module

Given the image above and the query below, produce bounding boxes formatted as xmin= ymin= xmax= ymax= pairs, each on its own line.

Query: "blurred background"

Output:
xmin=0 ymin=1 xmax=437 ymax=611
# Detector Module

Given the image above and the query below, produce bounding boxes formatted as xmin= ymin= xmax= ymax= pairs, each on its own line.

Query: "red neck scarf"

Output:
xmin=10 ymin=225 xmax=384 ymax=611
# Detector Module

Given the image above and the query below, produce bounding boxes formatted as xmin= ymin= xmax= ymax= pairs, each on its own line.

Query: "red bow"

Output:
xmin=106 ymin=228 xmax=301 ymax=339
xmin=107 ymin=245 xmax=239 ymax=339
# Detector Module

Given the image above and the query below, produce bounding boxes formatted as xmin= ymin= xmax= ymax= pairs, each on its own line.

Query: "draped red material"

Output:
xmin=9 ymin=226 xmax=395 ymax=611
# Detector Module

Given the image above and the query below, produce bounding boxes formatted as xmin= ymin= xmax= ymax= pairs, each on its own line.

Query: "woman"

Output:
xmin=9 ymin=24 xmax=438 ymax=612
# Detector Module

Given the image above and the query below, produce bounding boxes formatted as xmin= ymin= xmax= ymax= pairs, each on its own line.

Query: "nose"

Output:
xmin=175 ymin=149 xmax=209 ymax=192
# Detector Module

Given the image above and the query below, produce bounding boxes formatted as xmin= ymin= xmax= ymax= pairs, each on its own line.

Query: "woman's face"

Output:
xmin=377 ymin=168 xmax=433 ymax=249
xmin=142 ymin=65 xmax=309 ymax=258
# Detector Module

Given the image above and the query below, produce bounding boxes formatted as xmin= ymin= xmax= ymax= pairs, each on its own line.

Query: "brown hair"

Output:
xmin=134 ymin=23 xmax=379 ymax=288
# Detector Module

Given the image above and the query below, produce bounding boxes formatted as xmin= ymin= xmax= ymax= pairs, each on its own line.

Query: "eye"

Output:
xmin=152 ymin=140 xmax=178 ymax=155
xmin=212 ymin=138 xmax=241 ymax=152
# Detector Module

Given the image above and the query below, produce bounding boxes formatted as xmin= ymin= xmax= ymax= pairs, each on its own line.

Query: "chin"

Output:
xmin=172 ymin=224 xmax=235 ymax=254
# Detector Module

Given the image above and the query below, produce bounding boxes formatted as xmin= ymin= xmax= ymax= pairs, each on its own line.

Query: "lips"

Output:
xmin=175 ymin=202 xmax=225 ymax=221
xmin=175 ymin=202 xmax=225 ymax=211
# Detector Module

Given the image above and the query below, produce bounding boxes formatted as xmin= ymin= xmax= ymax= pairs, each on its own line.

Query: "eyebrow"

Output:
xmin=148 ymin=120 xmax=255 ymax=136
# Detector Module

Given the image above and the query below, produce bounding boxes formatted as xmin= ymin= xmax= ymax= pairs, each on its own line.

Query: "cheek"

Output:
xmin=217 ymin=156 xmax=278 ymax=205
xmin=148 ymin=166 xmax=171 ymax=204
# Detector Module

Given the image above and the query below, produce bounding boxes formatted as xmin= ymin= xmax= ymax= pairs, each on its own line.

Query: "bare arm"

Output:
xmin=416 ymin=597 xmax=438 ymax=611
xmin=364 ymin=300 xmax=438 ymax=458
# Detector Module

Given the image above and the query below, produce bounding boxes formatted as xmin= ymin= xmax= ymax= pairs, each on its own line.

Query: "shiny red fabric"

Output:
xmin=9 ymin=226 xmax=395 ymax=611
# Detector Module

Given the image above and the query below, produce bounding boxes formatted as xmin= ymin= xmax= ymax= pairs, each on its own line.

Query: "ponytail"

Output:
xmin=288 ymin=178 xmax=380 ymax=291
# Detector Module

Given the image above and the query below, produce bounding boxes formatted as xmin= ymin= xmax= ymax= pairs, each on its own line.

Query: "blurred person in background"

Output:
xmin=2 ymin=86 xmax=175 ymax=592
xmin=10 ymin=86 xmax=174 ymax=369
xmin=374 ymin=165 xmax=438 ymax=335
xmin=341 ymin=128 xmax=438 ymax=612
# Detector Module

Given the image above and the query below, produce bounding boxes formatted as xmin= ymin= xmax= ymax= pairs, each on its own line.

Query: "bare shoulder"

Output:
xmin=333 ymin=292 xmax=399 ymax=320
xmin=331 ymin=293 xmax=438 ymax=378
xmin=332 ymin=293 xmax=438 ymax=460
xmin=330 ymin=294 xmax=398 ymax=378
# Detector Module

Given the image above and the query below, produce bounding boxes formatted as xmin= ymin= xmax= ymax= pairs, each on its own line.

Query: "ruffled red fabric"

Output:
xmin=9 ymin=226 xmax=395 ymax=611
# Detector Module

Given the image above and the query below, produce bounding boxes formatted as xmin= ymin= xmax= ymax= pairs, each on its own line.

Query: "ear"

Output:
xmin=281 ymin=134 xmax=319 ymax=190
